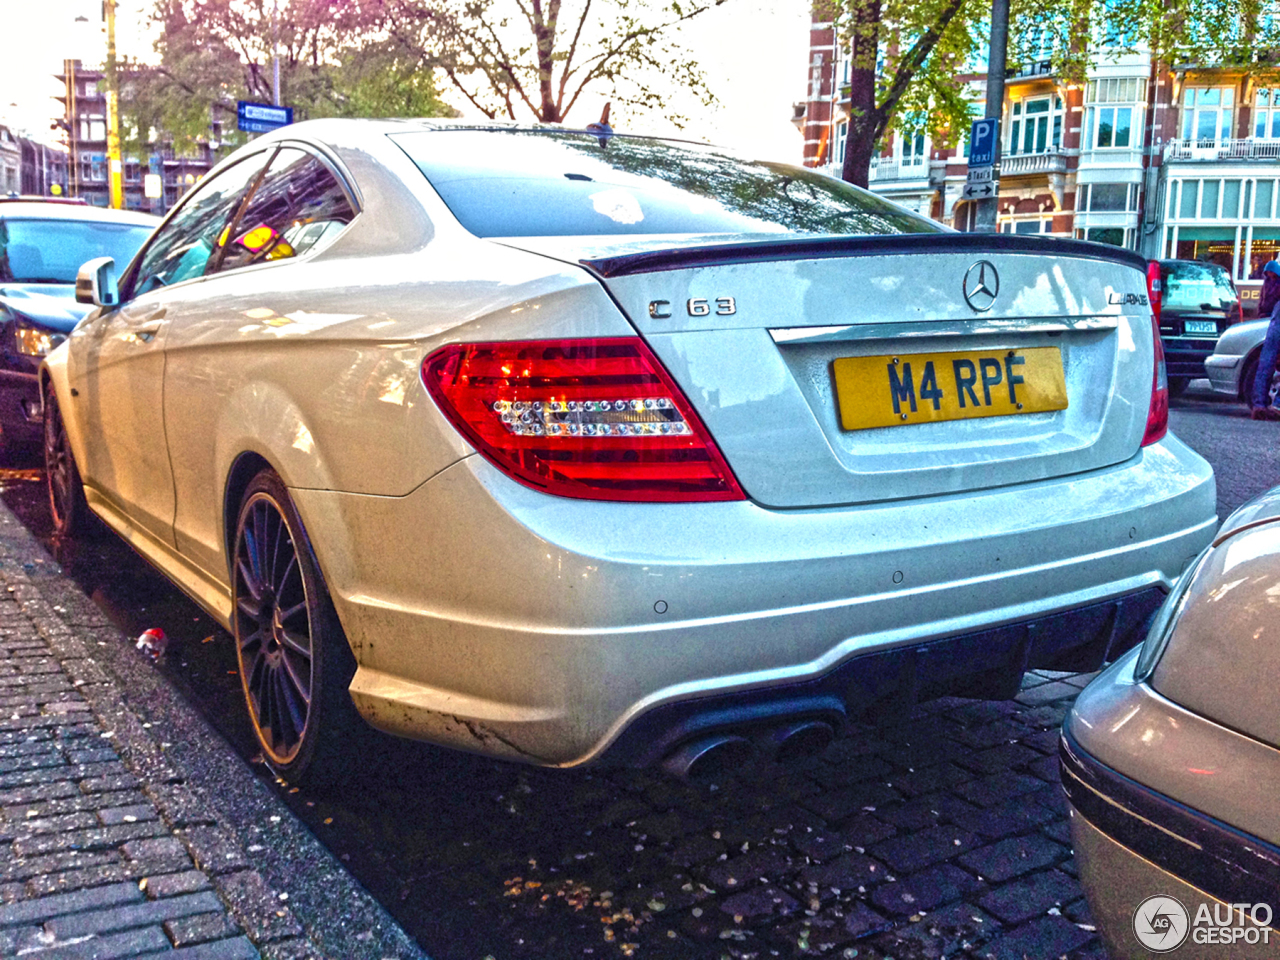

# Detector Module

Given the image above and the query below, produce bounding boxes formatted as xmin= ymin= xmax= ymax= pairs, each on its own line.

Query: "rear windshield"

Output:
xmin=1162 ymin=261 xmax=1237 ymax=308
xmin=392 ymin=130 xmax=942 ymax=238
xmin=0 ymin=217 xmax=154 ymax=284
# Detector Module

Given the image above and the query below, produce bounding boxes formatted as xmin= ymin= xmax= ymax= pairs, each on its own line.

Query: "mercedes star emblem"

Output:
xmin=963 ymin=260 xmax=1000 ymax=312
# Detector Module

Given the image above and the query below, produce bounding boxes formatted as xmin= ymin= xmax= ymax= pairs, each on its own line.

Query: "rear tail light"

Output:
xmin=1142 ymin=314 xmax=1169 ymax=447
xmin=422 ymin=338 xmax=745 ymax=502
xmin=1146 ymin=261 xmax=1162 ymax=325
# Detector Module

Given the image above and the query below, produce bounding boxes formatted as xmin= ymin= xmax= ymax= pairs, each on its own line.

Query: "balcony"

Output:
xmin=869 ymin=157 xmax=931 ymax=183
xmin=1000 ymin=150 xmax=1068 ymax=176
xmin=1164 ymin=138 xmax=1280 ymax=162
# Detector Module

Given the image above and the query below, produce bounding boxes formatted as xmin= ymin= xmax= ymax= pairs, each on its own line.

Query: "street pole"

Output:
xmin=104 ymin=0 xmax=124 ymax=210
xmin=974 ymin=0 xmax=1009 ymax=232
xmin=272 ymin=0 xmax=281 ymax=107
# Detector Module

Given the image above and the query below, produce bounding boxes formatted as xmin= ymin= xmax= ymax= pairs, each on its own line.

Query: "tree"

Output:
xmin=829 ymin=0 xmax=1280 ymax=188
xmin=121 ymin=0 xmax=456 ymax=158
xmin=366 ymin=0 xmax=730 ymax=125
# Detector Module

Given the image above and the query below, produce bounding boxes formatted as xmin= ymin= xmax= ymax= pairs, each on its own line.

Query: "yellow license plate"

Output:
xmin=832 ymin=346 xmax=1067 ymax=431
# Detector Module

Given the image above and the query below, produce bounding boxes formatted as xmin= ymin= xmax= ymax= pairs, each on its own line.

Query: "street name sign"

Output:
xmin=968 ymin=118 xmax=999 ymax=167
xmin=237 ymin=101 xmax=293 ymax=134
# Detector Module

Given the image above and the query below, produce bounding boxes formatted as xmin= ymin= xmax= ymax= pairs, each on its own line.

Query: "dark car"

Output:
xmin=0 ymin=201 xmax=155 ymax=447
xmin=1154 ymin=259 xmax=1242 ymax=395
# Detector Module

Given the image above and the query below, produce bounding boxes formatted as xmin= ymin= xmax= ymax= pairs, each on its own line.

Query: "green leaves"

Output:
xmin=833 ymin=0 xmax=1280 ymax=186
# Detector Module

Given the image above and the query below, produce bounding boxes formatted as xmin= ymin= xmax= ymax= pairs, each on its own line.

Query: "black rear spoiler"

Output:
xmin=580 ymin=232 xmax=1149 ymax=278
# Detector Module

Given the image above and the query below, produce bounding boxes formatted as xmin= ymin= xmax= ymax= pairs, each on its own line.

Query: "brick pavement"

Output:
xmin=0 ymin=489 xmax=435 ymax=960
xmin=396 ymin=669 xmax=1110 ymax=959
xmin=0 ymin=574 xmax=320 ymax=958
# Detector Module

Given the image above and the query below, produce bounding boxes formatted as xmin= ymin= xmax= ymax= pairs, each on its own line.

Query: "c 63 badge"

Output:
xmin=648 ymin=297 xmax=737 ymax=319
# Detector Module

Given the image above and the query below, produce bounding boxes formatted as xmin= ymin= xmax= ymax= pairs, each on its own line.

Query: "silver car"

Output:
xmin=1205 ymin=316 xmax=1280 ymax=405
xmin=44 ymin=120 xmax=1216 ymax=785
xmin=1064 ymin=489 xmax=1280 ymax=957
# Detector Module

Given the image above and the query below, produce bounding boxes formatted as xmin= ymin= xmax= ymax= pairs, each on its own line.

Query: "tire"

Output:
xmin=231 ymin=469 xmax=359 ymax=788
xmin=1167 ymin=377 xmax=1190 ymax=398
xmin=1241 ymin=354 xmax=1280 ymax=407
xmin=43 ymin=385 xmax=92 ymax=538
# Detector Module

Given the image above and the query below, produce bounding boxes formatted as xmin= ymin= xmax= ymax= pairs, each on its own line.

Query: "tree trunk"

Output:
xmin=842 ymin=124 xmax=880 ymax=189
xmin=840 ymin=0 xmax=882 ymax=187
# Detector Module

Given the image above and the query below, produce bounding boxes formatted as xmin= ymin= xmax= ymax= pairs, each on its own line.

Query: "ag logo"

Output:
xmin=1133 ymin=895 xmax=1190 ymax=952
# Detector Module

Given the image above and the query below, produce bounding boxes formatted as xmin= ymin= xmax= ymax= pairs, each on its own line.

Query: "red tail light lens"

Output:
xmin=1142 ymin=314 xmax=1169 ymax=447
xmin=422 ymin=338 xmax=745 ymax=502
xmin=1146 ymin=261 xmax=1162 ymax=325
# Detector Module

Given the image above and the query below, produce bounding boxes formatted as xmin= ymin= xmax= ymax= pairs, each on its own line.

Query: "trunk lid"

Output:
xmin=501 ymin=234 xmax=1158 ymax=508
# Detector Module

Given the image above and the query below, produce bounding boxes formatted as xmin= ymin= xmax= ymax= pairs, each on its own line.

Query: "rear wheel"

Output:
xmin=232 ymin=469 xmax=358 ymax=787
xmin=43 ymin=385 xmax=91 ymax=538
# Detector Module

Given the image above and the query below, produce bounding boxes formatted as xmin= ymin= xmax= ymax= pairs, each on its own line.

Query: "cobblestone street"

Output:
xmin=325 ymin=670 xmax=1106 ymax=960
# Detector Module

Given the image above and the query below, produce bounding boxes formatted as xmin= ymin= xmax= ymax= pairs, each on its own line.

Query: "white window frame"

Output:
xmin=1181 ymin=86 xmax=1235 ymax=143
xmin=1006 ymin=95 xmax=1063 ymax=156
xmin=1256 ymin=88 xmax=1280 ymax=139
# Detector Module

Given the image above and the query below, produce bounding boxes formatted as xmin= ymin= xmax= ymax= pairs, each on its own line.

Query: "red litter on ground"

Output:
xmin=135 ymin=628 xmax=168 ymax=661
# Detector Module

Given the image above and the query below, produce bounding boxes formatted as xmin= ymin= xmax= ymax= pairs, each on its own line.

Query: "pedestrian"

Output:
xmin=1251 ymin=259 xmax=1280 ymax=420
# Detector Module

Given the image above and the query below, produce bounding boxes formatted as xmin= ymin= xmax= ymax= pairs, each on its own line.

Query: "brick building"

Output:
xmin=55 ymin=60 xmax=214 ymax=215
xmin=795 ymin=24 xmax=1280 ymax=311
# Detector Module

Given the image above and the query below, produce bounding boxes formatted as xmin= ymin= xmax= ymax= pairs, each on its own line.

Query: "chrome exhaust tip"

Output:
xmin=765 ymin=720 xmax=835 ymax=764
xmin=662 ymin=734 xmax=755 ymax=782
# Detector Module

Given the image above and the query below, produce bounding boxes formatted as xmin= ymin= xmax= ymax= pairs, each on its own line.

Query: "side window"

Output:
xmin=216 ymin=147 xmax=355 ymax=274
xmin=128 ymin=153 xmax=270 ymax=298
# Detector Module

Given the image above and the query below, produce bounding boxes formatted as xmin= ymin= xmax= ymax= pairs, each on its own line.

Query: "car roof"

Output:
xmin=1159 ymin=258 xmax=1231 ymax=273
xmin=0 ymin=202 xmax=159 ymax=226
xmin=243 ymin=116 xmax=712 ymax=151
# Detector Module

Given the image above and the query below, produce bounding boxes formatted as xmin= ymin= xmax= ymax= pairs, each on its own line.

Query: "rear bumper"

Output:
xmin=1204 ymin=352 xmax=1245 ymax=396
xmin=1063 ymin=654 xmax=1280 ymax=957
xmin=292 ymin=434 xmax=1215 ymax=768
xmin=1163 ymin=338 xmax=1219 ymax=379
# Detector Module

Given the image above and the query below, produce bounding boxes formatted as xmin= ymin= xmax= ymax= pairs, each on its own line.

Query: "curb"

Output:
xmin=0 ymin=502 xmax=427 ymax=960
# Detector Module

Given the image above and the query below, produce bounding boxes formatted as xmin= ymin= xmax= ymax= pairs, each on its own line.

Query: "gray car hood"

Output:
xmin=0 ymin=284 xmax=91 ymax=333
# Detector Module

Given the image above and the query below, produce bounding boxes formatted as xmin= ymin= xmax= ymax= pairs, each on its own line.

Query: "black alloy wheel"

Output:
xmin=232 ymin=469 xmax=357 ymax=785
xmin=43 ymin=385 xmax=91 ymax=538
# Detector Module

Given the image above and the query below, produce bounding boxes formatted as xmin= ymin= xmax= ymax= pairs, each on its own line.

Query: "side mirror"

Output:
xmin=75 ymin=257 xmax=119 ymax=307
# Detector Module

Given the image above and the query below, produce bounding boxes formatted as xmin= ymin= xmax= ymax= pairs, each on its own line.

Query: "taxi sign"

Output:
xmin=969 ymin=118 xmax=999 ymax=167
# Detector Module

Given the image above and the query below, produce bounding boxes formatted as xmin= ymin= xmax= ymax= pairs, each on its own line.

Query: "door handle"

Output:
xmin=133 ymin=321 xmax=164 ymax=343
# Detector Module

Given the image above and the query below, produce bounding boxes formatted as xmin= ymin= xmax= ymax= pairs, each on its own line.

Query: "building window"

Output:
xmin=1084 ymin=183 xmax=1130 ymax=212
xmin=897 ymin=128 xmax=928 ymax=168
xmin=1181 ymin=87 xmax=1235 ymax=143
xmin=1083 ymin=79 xmax=1145 ymax=151
xmin=79 ymin=117 xmax=106 ymax=141
xmin=1257 ymin=89 xmax=1280 ymax=138
xmin=1007 ymin=96 xmax=1063 ymax=156
xmin=1256 ymin=179 xmax=1275 ymax=218
xmin=1000 ymin=217 xmax=1052 ymax=234
xmin=1087 ymin=227 xmax=1126 ymax=246
xmin=124 ymin=161 xmax=140 ymax=183
xmin=832 ymin=121 xmax=847 ymax=167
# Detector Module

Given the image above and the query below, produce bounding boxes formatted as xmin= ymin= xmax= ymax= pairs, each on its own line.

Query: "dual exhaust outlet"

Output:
xmin=661 ymin=719 xmax=836 ymax=782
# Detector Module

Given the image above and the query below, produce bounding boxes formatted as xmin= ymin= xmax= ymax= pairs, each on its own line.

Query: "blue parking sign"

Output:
xmin=969 ymin=118 xmax=999 ymax=167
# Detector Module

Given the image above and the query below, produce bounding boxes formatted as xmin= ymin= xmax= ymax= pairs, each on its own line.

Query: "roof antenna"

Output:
xmin=585 ymin=102 xmax=613 ymax=149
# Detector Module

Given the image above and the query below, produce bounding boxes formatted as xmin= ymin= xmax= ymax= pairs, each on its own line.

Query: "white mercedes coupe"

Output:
xmin=44 ymin=120 xmax=1217 ymax=785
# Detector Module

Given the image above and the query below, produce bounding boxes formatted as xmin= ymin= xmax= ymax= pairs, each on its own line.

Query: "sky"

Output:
xmin=0 ymin=0 xmax=813 ymax=164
